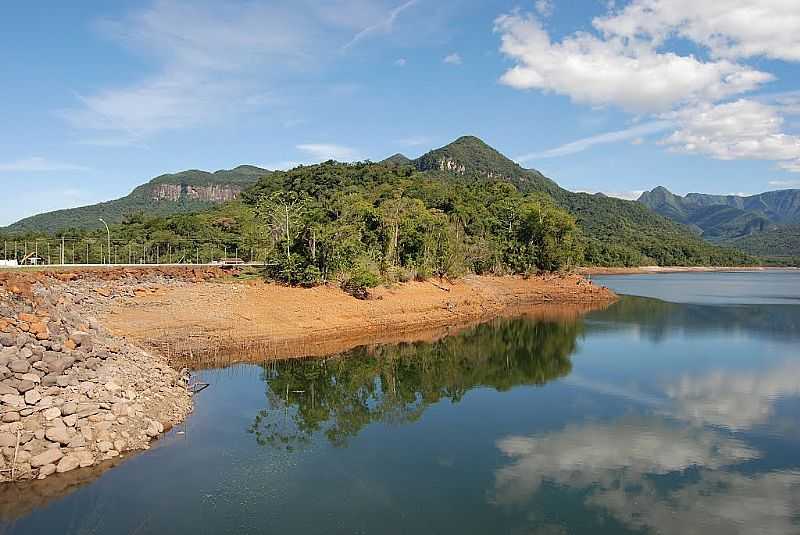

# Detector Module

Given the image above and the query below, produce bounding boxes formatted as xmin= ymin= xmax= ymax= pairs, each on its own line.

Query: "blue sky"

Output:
xmin=2 ymin=0 xmax=800 ymax=226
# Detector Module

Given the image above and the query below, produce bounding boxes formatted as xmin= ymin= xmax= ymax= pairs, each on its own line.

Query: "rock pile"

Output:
xmin=0 ymin=271 xmax=196 ymax=482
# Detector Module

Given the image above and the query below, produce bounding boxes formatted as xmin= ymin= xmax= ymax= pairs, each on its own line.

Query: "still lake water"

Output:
xmin=3 ymin=272 xmax=800 ymax=534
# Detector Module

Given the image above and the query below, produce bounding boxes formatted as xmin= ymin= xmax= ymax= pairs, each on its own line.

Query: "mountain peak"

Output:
xmin=380 ymin=153 xmax=412 ymax=166
xmin=446 ymin=135 xmax=492 ymax=148
xmin=412 ymin=135 xmax=560 ymax=195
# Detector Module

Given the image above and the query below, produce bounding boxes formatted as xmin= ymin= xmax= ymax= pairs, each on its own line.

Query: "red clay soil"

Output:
xmin=96 ymin=273 xmax=616 ymax=366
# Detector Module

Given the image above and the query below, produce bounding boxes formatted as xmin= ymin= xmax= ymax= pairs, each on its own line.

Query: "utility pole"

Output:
xmin=99 ymin=219 xmax=111 ymax=265
xmin=61 ymin=236 xmax=65 ymax=265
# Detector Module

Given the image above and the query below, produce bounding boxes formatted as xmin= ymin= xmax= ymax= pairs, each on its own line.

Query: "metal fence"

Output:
xmin=2 ymin=237 xmax=272 ymax=266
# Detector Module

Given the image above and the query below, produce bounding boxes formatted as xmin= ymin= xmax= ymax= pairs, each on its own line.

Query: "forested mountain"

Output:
xmin=380 ymin=153 xmax=412 ymax=166
xmin=727 ymin=225 xmax=800 ymax=261
xmin=409 ymin=137 xmax=750 ymax=266
xmin=2 ymin=136 xmax=754 ymax=269
xmin=4 ymin=165 xmax=269 ymax=233
xmin=638 ymin=186 xmax=800 ymax=258
xmin=638 ymin=186 xmax=800 ymax=239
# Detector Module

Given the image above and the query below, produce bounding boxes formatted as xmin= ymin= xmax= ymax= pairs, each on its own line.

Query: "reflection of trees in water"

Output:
xmin=248 ymin=318 xmax=583 ymax=449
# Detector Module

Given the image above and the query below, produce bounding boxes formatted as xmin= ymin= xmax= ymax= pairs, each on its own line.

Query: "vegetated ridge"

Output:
xmin=4 ymin=165 xmax=270 ymax=233
xmin=638 ymin=185 xmax=800 ymax=258
xmin=2 ymin=136 xmax=754 ymax=271
xmin=412 ymin=137 xmax=751 ymax=266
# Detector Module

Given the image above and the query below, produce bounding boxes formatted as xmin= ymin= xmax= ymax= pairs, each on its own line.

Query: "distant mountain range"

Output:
xmin=4 ymin=165 xmax=270 ymax=233
xmin=638 ymin=186 xmax=800 ymax=258
xmin=4 ymin=135 xmax=754 ymax=266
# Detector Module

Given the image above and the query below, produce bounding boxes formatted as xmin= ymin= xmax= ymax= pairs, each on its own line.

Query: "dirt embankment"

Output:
xmin=94 ymin=272 xmax=617 ymax=367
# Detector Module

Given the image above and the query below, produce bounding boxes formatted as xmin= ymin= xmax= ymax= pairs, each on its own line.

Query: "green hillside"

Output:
xmin=2 ymin=136 xmax=757 ymax=268
xmin=727 ymin=224 xmax=800 ymax=260
xmin=4 ymin=165 xmax=270 ymax=233
xmin=638 ymin=186 xmax=800 ymax=239
xmin=638 ymin=185 xmax=800 ymax=260
xmin=411 ymin=137 xmax=752 ymax=266
xmin=380 ymin=153 xmax=412 ymax=166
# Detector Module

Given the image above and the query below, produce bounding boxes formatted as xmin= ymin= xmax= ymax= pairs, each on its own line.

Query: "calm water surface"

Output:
xmin=3 ymin=272 xmax=800 ymax=534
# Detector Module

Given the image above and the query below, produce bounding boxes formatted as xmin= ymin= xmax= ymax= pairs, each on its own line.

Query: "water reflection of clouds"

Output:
xmin=588 ymin=470 xmax=800 ymax=535
xmin=493 ymin=418 xmax=757 ymax=506
xmin=493 ymin=419 xmax=800 ymax=534
xmin=494 ymin=359 xmax=800 ymax=534
xmin=667 ymin=362 xmax=800 ymax=430
xmin=568 ymin=360 xmax=800 ymax=432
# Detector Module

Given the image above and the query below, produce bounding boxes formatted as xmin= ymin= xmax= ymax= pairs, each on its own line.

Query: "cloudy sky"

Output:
xmin=2 ymin=0 xmax=800 ymax=225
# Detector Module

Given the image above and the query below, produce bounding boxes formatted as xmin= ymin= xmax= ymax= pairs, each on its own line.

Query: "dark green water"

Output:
xmin=3 ymin=272 xmax=800 ymax=534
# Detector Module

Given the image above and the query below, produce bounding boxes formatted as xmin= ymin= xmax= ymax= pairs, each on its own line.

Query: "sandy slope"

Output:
xmin=98 ymin=274 xmax=616 ymax=366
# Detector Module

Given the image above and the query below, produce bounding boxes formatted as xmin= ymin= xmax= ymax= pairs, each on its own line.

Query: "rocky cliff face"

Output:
xmin=148 ymin=183 xmax=245 ymax=203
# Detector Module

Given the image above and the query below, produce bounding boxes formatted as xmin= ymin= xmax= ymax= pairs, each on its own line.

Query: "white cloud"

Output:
xmin=261 ymin=160 xmax=306 ymax=171
xmin=0 ymin=157 xmax=89 ymax=173
xmin=516 ymin=120 xmax=673 ymax=162
xmin=575 ymin=189 xmax=644 ymax=201
xmin=443 ymin=53 xmax=462 ymax=65
xmin=341 ymin=0 xmax=419 ymax=50
xmin=769 ymin=177 xmax=800 ymax=187
xmin=777 ymin=161 xmax=800 ymax=173
xmin=594 ymin=0 xmax=800 ymax=62
xmin=602 ymin=190 xmax=646 ymax=200
xmin=395 ymin=57 xmax=407 ymax=66
xmin=661 ymin=99 xmax=800 ymax=171
xmin=494 ymin=12 xmax=772 ymax=113
xmin=296 ymin=143 xmax=361 ymax=162
xmin=534 ymin=0 xmax=553 ymax=18
xmin=61 ymin=1 xmax=316 ymax=137
xmin=63 ymin=1 xmax=421 ymax=138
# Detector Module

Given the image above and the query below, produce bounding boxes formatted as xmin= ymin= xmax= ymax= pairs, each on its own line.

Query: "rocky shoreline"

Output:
xmin=0 ymin=268 xmax=224 ymax=483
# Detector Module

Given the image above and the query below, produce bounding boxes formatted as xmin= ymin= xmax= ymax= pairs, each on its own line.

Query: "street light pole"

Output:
xmin=99 ymin=218 xmax=111 ymax=265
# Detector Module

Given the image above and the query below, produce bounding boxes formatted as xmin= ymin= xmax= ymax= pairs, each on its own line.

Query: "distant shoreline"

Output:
xmin=579 ymin=266 xmax=800 ymax=276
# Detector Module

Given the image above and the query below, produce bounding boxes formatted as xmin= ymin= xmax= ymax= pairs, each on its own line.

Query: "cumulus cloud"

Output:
xmin=443 ymin=53 xmax=462 ymax=65
xmin=296 ymin=143 xmax=362 ymax=161
xmin=494 ymin=1 xmax=800 ymax=171
xmin=493 ymin=12 xmax=771 ymax=113
xmin=594 ymin=0 xmax=800 ymax=62
xmin=661 ymin=99 xmax=800 ymax=171
xmin=534 ymin=0 xmax=553 ymax=17
xmin=0 ymin=157 xmax=89 ymax=173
